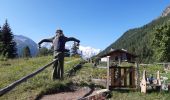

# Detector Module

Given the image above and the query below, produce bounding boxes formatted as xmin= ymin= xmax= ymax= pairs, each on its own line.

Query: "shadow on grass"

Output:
xmin=66 ymin=61 xmax=86 ymax=77
xmin=109 ymin=87 xmax=170 ymax=95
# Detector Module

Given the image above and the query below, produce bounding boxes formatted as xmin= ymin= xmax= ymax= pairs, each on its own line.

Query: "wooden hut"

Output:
xmin=100 ymin=49 xmax=137 ymax=65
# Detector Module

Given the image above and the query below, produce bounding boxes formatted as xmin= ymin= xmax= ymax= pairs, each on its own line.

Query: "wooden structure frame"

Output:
xmin=101 ymin=49 xmax=139 ymax=89
xmin=109 ymin=66 xmax=136 ymax=88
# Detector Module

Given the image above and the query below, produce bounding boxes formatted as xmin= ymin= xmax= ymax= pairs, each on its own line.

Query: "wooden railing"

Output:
xmin=0 ymin=59 xmax=57 ymax=96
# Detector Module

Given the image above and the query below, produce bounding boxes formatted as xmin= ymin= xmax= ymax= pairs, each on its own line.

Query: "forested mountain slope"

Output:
xmin=98 ymin=10 xmax=170 ymax=63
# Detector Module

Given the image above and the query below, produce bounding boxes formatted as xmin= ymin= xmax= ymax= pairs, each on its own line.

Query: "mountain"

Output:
xmin=78 ymin=46 xmax=101 ymax=59
xmin=64 ymin=44 xmax=101 ymax=59
xmin=97 ymin=6 xmax=170 ymax=63
xmin=162 ymin=5 xmax=170 ymax=17
xmin=41 ymin=43 xmax=101 ymax=59
xmin=14 ymin=35 xmax=38 ymax=57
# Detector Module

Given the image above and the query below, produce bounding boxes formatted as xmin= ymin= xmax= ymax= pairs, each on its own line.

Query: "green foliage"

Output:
xmin=98 ymin=15 xmax=170 ymax=63
xmin=152 ymin=22 xmax=170 ymax=62
xmin=0 ymin=20 xmax=17 ymax=58
xmin=38 ymin=47 xmax=53 ymax=56
xmin=70 ymin=42 xmax=79 ymax=56
xmin=0 ymin=52 xmax=8 ymax=61
xmin=22 ymin=46 xmax=31 ymax=58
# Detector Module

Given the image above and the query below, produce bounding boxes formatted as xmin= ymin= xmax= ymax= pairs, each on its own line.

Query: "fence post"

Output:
xmin=136 ymin=62 xmax=140 ymax=89
xmin=107 ymin=56 xmax=110 ymax=89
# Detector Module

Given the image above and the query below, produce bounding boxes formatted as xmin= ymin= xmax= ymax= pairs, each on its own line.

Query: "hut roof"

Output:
xmin=100 ymin=49 xmax=137 ymax=58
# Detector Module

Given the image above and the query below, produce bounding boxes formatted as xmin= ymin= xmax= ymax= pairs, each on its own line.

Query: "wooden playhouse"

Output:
xmin=100 ymin=49 xmax=139 ymax=89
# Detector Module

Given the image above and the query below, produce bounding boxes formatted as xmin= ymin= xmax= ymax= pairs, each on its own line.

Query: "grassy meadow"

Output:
xmin=0 ymin=56 xmax=81 ymax=100
xmin=1 ymin=56 xmax=170 ymax=100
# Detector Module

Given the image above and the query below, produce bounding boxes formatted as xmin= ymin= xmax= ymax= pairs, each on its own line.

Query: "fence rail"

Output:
xmin=0 ymin=59 xmax=57 ymax=96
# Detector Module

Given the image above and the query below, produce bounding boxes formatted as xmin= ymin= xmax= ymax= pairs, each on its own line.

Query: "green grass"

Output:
xmin=109 ymin=91 xmax=170 ymax=100
xmin=0 ymin=56 xmax=81 ymax=100
xmin=71 ymin=63 xmax=107 ymax=85
xmin=1 ymin=57 xmax=170 ymax=100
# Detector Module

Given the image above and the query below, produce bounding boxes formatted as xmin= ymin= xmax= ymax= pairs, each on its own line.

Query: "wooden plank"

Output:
xmin=118 ymin=67 xmax=121 ymax=87
xmin=131 ymin=68 xmax=135 ymax=88
xmin=110 ymin=67 xmax=136 ymax=88
xmin=110 ymin=68 xmax=115 ymax=86
xmin=136 ymin=62 xmax=140 ymax=89
xmin=124 ymin=68 xmax=127 ymax=87
xmin=107 ymin=56 xmax=110 ymax=89
xmin=121 ymin=68 xmax=124 ymax=87
xmin=129 ymin=67 xmax=133 ymax=87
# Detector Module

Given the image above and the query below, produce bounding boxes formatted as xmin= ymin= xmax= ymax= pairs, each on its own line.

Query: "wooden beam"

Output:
xmin=107 ymin=56 xmax=110 ymax=89
xmin=136 ymin=62 xmax=140 ymax=89
xmin=0 ymin=59 xmax=57 ymax=96
xmin=124 ymin=68 xmax=127 ymax=87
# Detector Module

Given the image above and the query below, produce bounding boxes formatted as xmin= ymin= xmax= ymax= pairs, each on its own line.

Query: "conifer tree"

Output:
xmin=38 ymin=47 xmax=49 ymax=56
xmin=22 ymin=46 xmax=31 ymax=58
xmin=70 ymin=42 xmax=78 ymax=56
xmin=1 ymin=20 xmax=17 ymax=58
xmin=0 ymin=26 xmax=3 ymax=54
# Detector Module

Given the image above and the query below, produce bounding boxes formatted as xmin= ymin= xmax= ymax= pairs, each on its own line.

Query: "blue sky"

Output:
xmin=0 ymin=0 xmax=170 ymax=50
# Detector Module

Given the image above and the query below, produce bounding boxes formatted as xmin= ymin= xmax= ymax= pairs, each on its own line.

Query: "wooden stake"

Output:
xmin=140 ymin=70 xmax=146 ymax=93
xmin=157 ymin=71 xmax=161 ymax=85
xmin=107 ymin=56 xmax=110 ymax=89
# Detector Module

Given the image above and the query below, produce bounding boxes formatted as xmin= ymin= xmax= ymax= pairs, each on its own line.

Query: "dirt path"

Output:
xmin=40 ymin=87 xmax=91 ymax=100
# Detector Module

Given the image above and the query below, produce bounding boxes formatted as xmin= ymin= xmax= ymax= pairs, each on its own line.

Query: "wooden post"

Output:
xmin=132 ymin=68 xmax=135 ymax=88
xmin=124 ymin=68 xmax=127 ymax=87
xmin=129 ymin=68 xmax=132 ymax=87
xmin=118 ymin=56 xmax=121 ymax=65
xmin=110 ymin=68 xmax=114 ymax=87
xmin=157 ymin=71 xmax=161 ymax=85
xmin=140 ymin=70 xmax=146 ymax=93
xmin=107 ymin=56 xmax=110 ymax=89
xmin=118 ymin=67 xmax=121 ymax=87
xmin=136 ymin=62 xmax=140 ymax=89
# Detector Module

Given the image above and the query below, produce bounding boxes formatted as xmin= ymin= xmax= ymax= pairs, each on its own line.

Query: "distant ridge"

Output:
xmin=14 ymin=35 xmax=38 ymax=57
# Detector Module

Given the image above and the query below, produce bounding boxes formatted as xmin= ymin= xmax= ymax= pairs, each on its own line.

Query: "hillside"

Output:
xmin=98 ymin=7 xmax=170 ymax=63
